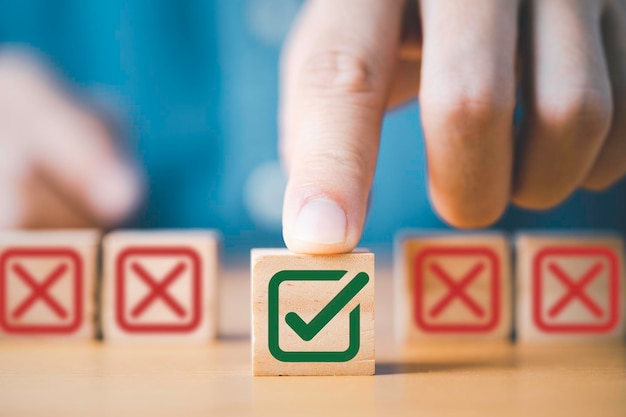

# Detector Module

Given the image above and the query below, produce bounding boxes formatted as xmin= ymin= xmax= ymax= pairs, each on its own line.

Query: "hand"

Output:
xmin=0 ymin=50 xmax=142 ymax=228
xmin=280 ymin=0 xmax=626 ymax=254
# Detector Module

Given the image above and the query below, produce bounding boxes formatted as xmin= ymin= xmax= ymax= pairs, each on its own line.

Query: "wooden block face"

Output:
xmin=516 ymin=233 xmax=625 ymax=342
xmin=102 ymin=230 xmax=219 ymax=343
xmin=0 ymin=230 xmax=99 ymax=340
xmin=252 ymin=249 xmax=374 ymax=376
xmin=395 ymin=232 xmax=512 ymax=341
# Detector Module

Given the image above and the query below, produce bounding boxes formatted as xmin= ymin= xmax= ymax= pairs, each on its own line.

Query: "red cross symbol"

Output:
xmin=0 ymin=249 xmax=82 ymax=334
xmin=12 ymin=263 xmax=69 ymax=320
xmin=429 ymin=262 xmax=486 ymax=319
xmin=115 ymin=248 xmax=202 ymax=333
xmin=414 ymin=247 xmax=500 ymax=332
xmin=129 ymin=262 xmax=187 ymax=319
xmin=533 ymin=247 xmax=620 ymax=333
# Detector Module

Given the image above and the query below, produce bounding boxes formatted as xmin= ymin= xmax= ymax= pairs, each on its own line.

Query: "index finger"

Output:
xmin=280 ymin=0 xmax=405 ymax=254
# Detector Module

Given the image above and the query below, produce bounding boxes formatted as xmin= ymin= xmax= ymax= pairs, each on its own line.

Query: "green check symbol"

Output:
xmin=268 ymin=270 xmax=371 ymax=362
xmin=284 ymin=272 xmax=370 ymax=341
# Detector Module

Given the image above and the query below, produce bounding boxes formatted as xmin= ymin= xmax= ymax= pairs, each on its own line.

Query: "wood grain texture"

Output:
xmin=101 ymin=230 xmax=219 ymax=344
xmin=0 ymin=264 xmax=625 ymax=417
xmin=251 ymin=249 xmax=374 ymax=376
xmin=0 ymin=230 xmax=99 ymax=340
xmin=516 ymin=233 xmax=626 ymax=342
xmin=395 ymin=231 xmax=512 ymax=341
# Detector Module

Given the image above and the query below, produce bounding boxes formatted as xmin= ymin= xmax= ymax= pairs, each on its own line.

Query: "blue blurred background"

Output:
xmin=1 ymin=0 xmax=624 ymax=253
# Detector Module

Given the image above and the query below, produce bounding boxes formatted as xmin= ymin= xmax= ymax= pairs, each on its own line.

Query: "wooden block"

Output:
xmin=516 ymin=233 xmax=625 ymax=342
xmin=0 ymin=230 xmax=99 ymax=340
xmin=251 ymin=249 xmax=374 ymax=376
xmin=394 ymin=231 xmax=512 ymax=342
xmin=101 ymin=230 xmax=219 ymax=343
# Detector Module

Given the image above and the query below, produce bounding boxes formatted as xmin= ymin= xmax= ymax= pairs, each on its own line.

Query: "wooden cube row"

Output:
xmin=0 ymin=230 xmax=219 ymax=343
xmin=395 ymin=231 xmax=625 ymax=343
xmin=1 ymin=228 xmax=623 ymax=377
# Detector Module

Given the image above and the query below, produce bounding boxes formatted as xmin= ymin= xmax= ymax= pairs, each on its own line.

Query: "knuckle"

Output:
xmin=299 ymin=49 xmax=375 ymax=95
xmin=0 ymin=49 xmax=49 ymax=91
xmin=0 ymin=50 xmax=60 ymax=116
xmin=534 ymin=89 xmax=613 ymax=139
xmin=421 ymin=85 xmax=514 ymax=133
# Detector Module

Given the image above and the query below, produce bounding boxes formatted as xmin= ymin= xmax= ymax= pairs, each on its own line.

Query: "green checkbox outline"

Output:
xmin=268 ymin=270 xmax=366 ymax=362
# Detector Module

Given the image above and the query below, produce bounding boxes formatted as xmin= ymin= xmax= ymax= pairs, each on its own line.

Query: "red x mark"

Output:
xmin=12 ymin=263 xmax=69 ymax=319
xmin=547 ymin=262 xmax=603 ymax=319
xmin=414 ymin=247 xmax=501 ymax=333
xmin=429 ymin=262 xmax=485 ymax=318
xmin=0 ymin=248 xmax=83 ymax=334
xmin=130 ymin=262 xmax=187 ymax=318
xmin=115 ymin=247 xmax=202 ymax=333
xmin=533 ymin=247 xmax=620 ymax=333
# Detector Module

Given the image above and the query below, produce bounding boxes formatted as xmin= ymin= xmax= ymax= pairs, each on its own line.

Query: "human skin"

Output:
xmin=280 ymin=0 xmax=626 ymax=254
xmin=0 ymin=50 xmax=141 ymax=228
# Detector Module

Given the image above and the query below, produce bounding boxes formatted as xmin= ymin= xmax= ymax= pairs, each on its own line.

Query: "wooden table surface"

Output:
xmin=1 ymin=263 xmax=625 ymax=417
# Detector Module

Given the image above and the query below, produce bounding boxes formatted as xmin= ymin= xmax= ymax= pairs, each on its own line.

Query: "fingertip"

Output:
xmin=430 ymin=190 xmax=507 ymax=229
xmin=86 ymin=163 xmax=144 ymax=225
xmin=293 ymin=198 xmax=347 ymax=244
xmin=511 ymin=190 xmax=566 ymax=211
xmin=283 ymin=196 xmax=360 ymax=254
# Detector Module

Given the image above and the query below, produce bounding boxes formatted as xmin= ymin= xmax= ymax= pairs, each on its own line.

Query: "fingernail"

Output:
xmin=293 ymin=198 xmax=346 ymax=244
xmin=89 ymin=165 xmax=141 ymax=223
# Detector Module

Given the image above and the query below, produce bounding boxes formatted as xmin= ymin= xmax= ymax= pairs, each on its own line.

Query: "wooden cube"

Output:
xmin=394 ymin=231 xmax=512 ymax=342
xmin=516 ymin=233 xmax=625 ymax=342
xmin=101 ymin=230 xmax=219 ymax=343
xmin=0 ymin=230 xmax=99 ymax=340
xmin=251 ymin=249 xmax=374 ymax=376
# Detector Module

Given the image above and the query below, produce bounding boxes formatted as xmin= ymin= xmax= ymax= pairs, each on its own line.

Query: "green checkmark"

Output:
xmin=268 ymin=270 xmax=370 ymax=363
xmin=284 ymin=272 xmax=369 ymax=341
